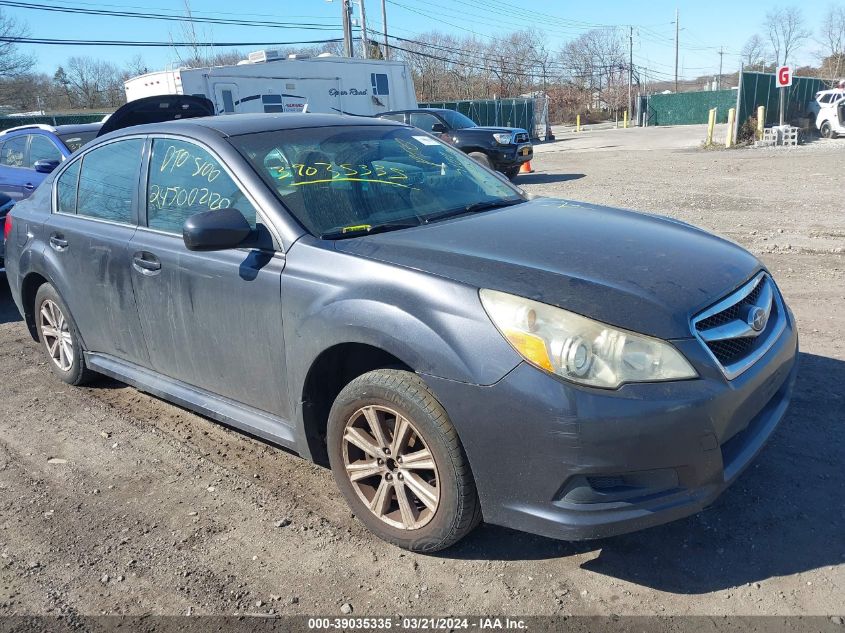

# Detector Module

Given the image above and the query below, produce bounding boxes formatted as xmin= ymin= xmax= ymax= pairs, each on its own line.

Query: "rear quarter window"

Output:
xmin=56 ymin=159 xmax=81 ymax=214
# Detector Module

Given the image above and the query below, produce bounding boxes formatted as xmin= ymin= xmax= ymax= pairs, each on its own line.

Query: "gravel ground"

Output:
xmin=1 ymin=131 xmax=843 ymax=618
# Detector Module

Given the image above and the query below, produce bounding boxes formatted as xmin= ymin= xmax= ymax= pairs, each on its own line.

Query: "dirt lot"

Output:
xmin=1 ymin=130 xmax=843 ymax=618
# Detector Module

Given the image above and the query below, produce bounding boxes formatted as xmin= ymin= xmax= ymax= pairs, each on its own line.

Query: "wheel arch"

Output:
xmin=300 ymin=342 xmax=413 ymax=466
xmin=20 ymin=271 xmax=51 ymax=341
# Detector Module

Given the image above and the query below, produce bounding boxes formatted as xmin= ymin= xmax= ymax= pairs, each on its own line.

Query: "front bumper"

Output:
xmin=422 ymin=312 xmax=798 ymax=541
xmin=493 ymin=144 xmax=533 ymax=169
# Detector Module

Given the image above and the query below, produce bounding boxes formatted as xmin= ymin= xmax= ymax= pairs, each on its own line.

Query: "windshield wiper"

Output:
xmin=422 ymin=197 xmax=524 ymax=224
xmin=320 ymin=220 xmax=421 ymax=240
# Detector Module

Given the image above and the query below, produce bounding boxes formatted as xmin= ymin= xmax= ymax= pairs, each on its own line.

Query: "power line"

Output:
xmin=0 ymin=36 xmax=345 ymax=47
xmin=0 ymin=1 xmax=342 ymax=31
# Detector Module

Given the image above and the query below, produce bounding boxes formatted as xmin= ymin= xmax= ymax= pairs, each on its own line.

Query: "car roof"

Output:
xmin=104 ymin=113 xmax=403 ymax=140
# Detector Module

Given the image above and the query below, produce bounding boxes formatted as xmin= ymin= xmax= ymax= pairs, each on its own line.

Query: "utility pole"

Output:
xmin=341 ymin=0 xmax=354 ymax=58
xmin=717 ymin=47 xmax=724 ymax=90
xmin=381 ymin=0 xmax=389 ymax=60
xmin=358 ymin=0 xmax=370 ymax=59
xmin=628 ymin=25 xmax=633 ymax=122
xmin=674 ymin=8 xmax=679 ymax=92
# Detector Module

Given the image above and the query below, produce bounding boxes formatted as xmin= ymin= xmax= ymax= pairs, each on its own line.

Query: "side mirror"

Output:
xmin=34 ymin=159 xmax=60 ymax=174
xmin=183 ymin=208 xmax=252 ymax=252
xmin=431 ymin=123 xmax=448 ymax=134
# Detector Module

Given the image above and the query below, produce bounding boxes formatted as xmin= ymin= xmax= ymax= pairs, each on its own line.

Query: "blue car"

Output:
xmin=0 ymin=123 xmax=101 ymax=200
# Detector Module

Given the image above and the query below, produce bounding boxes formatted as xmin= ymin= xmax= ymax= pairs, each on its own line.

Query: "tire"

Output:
xmin=820 ymin=121 xmax=834 ymax=139
xmin=327 ymin=369 xmax=481 ymax=552
xmin=34 ymin=283 xmax=95 ymax=386
xmin=467 ymin=151 xmax=493 ymax=170
xmin=504 ymin=167 xmax=520 ymax=181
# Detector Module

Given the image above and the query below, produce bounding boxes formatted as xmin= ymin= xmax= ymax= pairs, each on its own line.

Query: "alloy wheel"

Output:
xmin=40 ymin=299 xmax=74 ymax=372
xmin=341 ymin=405 xmax=440 ymax=530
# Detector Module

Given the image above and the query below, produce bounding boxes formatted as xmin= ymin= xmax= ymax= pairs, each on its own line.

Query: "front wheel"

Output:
xmin=820 ymin=121 xmax=834 ymax=139
xmin=327 ymin=369 xmax=481 ymax=552
xmin=467 ymin=151 xmax=493 ymax=170
xmin=504 ymin=167 xmax=520 ymax=181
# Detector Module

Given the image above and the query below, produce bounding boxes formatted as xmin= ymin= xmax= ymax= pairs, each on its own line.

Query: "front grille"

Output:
xmin=692 ymin=273 xmax=786 ymax=379
xmin=514 ymin=132 xmax=529 ymax=144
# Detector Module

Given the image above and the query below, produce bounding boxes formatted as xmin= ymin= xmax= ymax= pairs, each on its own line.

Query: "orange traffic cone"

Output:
xmin=519 ymin=160 xmax=534 ymax=174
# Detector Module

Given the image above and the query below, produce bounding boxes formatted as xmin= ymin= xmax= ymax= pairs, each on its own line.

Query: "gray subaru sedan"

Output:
xmin=3 ymin=110 xmax=798 ymax=552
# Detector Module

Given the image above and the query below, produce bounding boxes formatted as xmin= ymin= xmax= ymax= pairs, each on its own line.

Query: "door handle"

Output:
xmin=132 ymin=252 xmax=161 ymax=274
xmin=49 ymin=234 xmax=68 ymax=251
xmin=24 ymin=183 xmax=35 ymax=190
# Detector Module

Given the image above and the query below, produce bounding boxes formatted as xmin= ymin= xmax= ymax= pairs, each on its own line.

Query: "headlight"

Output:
xmin=492 ymin=132 xmax=513 ymax=145
xmin=480 ymin=289 xmax=697 ymax=389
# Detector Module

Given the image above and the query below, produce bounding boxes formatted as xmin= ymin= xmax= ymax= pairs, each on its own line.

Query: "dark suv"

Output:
xmin=0 ymin=124 xmax=102 ymax=200
xmin=377 ymin=108 xmax=532 ymax=180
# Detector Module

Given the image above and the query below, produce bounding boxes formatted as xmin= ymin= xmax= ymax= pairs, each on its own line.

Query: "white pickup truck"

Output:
xmin=810 ymin=88 xmax=845 ymax=138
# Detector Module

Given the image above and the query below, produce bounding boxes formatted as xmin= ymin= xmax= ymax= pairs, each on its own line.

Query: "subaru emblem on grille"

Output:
xmin=748 ymin=306 xmax=768 ymax=332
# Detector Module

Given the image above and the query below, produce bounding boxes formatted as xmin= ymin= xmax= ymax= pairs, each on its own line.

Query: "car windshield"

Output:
xmin=438 ymin=110 xmax=477 ymax=129
xmin=231 ymin=124 xmax=523 ymax=237
xmin=58 ymin=131 xmax=99 ymax=153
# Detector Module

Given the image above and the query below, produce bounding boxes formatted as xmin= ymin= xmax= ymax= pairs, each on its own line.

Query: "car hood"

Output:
xmin=333 ymin=198 xmax=762 ymax=339
xmin=467 ymin=126 xmax=528 ymax=134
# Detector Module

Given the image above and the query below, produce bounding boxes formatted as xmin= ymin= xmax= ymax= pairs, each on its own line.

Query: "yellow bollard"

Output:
xmin=623 ymin=109 xmax=629 ymax=129
xmin=757 ymin=106 xmax=765 ymax=140
xmin=726 ymin=107 xmax=736 ymax=148
xmin=576 ymin=114 xmax=581 ymax=133
xmin=706 ymin=108 xmax=717 ymax=146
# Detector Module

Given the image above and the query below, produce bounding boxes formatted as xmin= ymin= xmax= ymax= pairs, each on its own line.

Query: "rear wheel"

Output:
xmin=34 ymin=283 xmax=95 ymax=386
xmin=820 ymin=120 xmax=834 ymax=138
xmin=327 ymin=369 xmax=481 ymax=552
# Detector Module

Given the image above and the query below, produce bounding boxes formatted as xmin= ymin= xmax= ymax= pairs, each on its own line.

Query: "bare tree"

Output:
xmin=819 ymin=5 xmax=845 ymax=78
xmin=171 ymin=0 xmax=214 ymax=68
xmin=741 ymin=34 xmax=768 ymax=70
xmin=0 ymin=9 xmax=34 ymax=77
xmin=560 ymin=29 xmax=626 ymax=114
xmin=766 ymin=6 xmax=811 ymax=66
xmin=58 ymin=57 xmax=123 ymax=109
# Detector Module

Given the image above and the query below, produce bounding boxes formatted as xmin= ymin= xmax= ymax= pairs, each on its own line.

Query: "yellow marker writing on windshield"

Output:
xmin=342 ymin=224 xmax=372 ymax=234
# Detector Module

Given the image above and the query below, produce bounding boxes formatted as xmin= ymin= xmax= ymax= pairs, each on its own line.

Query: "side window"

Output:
xmin=56 ymin=159 xmax=81 ymax=214
xmin=77 ymin=139 xmax=142 ymax=224
xmin=380 ymin=113 xmax=405 ymax=123
xmin=409 ymin=113 xmax=440 ymax=133
xmin=147 ymin=138 xmax=258 ymax=234
xmin=29 ymin=135 xmax=63 ymax=166
xmin=0 ymin=136 xmax=26 ymax=167
xmin=370 ymin=73 xmax=389 ymax=96
xmin=262 ymin=94 xmax=284 ymax=113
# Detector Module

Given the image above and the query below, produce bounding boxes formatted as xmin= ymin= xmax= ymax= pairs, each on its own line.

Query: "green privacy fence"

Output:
xmin=417 ymin=98 xmax=538 ymax=138
xmin=0 ymin=114 xmax=106 ymax=132
xmin=643 ymin=89 xmax=737 ymax=126
xmin=735 ymin=71 xmax=831 ymax=127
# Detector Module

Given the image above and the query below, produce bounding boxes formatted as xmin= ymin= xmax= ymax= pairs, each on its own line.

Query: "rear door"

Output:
xmin=128 ymin=136 xmax=290 ymax=420
xmin=44 ymin=137 xmax=150 ymax=365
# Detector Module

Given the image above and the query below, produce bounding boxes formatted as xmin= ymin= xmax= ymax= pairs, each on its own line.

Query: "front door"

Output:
xmin=128 ymin=137 xmax=290 ymax=420
xmin=0 ymin=135 xmax=29 ymax=200
xmin=45 ymin=138 xmax=150 ymax=364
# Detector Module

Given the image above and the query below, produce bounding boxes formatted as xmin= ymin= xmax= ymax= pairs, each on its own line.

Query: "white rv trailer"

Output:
xmin=124 ymin=51 xmax=417 ymax=117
